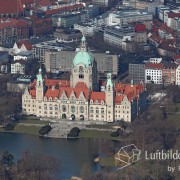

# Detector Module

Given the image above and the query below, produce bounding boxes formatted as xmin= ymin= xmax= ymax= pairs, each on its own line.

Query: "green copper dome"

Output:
xmin=73 ymin=51 xmax=94 ymax=67
xmin=73 ymin=35 xmax=94 ymax=67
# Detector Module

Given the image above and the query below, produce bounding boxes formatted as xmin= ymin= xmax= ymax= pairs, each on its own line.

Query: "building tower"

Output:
xmin=36 ymin=67 xmax=44 ymax=101
xmin=70 ymin=35 xmax=98 ymax=90
xmin=105 ymin=73 xmax=114 ymax=122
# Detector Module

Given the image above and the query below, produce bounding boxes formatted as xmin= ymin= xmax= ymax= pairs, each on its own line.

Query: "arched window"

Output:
xmin=44 ymin=111 xmax=47 ymax=114
xmin=55 ymin=105 xmax=58 ymax=111
xmin=62 ymin=105 xmax=66 ymax=112
xmin=79 ymin=66 xmax=84 ymax=72
xmin=101 ymin=108 xmax=104 ymax=113
xmin=71 ymin=106 xmax=75 ymax=113
xmin=49 ymin=104 xmax=53 ymax=110
xmin=80 ymin=106 xmax=84 ymax=113
xmin=44 ymin=104 xmax=47 ymax=110
xmin=79 ymin=66 xmax=84 ymax=79
xmin=90 ymin=107 xmax=93 ymax=113
xmin=96 ymin=107 xmax=99 ymax=113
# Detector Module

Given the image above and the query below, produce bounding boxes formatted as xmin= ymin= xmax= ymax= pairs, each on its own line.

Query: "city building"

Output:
xmin=108 ymin=10 xmax=153 ymax=26
xmin=0 ymin=0 xmax=25 ymax=18
xmin=0 ymin=63 xmax=10 ymax=74
xmin=176 ymin=65 xmax=180 ymax=85
xmin=129 ymin=62 xmax=145 ymax=84
xmin=74 ymin=22 xmax=96 ymax=36
xmin=162 ymin=63 xmax=177 ymax=84
xmin=11 ymin=59 xmax=27 ymax=74
xmin=12 ymin=40 xmax=32 ymax=55
xmin=45 ymin=50 xmax=119 ymax=76
xmin=92 ymin=0 xmax=115 ymax=7
xmin=22 ymin=36 xmax=146 ymax=122
xmin=145 ymin=62 xmax=163 ymax=84
xmin=0 ymin=51 xmax=9 ymax=64
xmin=25 ymin=16 xmax=53 ymax=37
xmin=104 ymin=25 xmax=135 ymax=49
xmin=55 ymin=13 xmax=82 ymax=28
xmin=0 ymin=18 xmax=29 ymax=45
xmin=54 ymin=29 xmax=82 ymax=42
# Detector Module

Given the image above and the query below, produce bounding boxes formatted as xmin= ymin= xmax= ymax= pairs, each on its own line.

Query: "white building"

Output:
xmin=74 ymin=23 xmax=96 ymax=36
xmin=145 ymin=63 xmax=163 ymax=84
xmin=11 ymin=60 xmax=26 ymax=75
xmin=149 ymin=58 xmax=162 ymax=64
xmin=22 ymin=36 xmax=147 ymax=123
xmin=176 ymin=65 xmax=180 ymax=85
xmin=104 ymin=25 xmax=135 ymax=48
xmin=108 ymin=10 xmax=153 ymax=26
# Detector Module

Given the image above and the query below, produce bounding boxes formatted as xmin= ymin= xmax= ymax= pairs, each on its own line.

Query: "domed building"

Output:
xmin=22 ymin=36 xmax=147 ymax=122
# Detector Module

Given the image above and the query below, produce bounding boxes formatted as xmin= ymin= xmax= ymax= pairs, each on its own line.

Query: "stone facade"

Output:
xmin=22 ymin=36 xmax=146 ymax=122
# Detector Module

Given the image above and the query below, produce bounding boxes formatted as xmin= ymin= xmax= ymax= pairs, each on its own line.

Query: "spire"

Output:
xmin=106 ymin=73 xmax=113 ymax=88
xmin=36 ymin=66 xmax=43 ymax=83
xmin=131 ymin=79 xmax=134 ymax=87
xmin=80 ymin=34 xmax=87 ymax=52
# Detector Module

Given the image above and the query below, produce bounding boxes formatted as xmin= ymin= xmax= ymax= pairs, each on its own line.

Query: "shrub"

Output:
xmin=5 ymin=123 xmax=14 ymax=131
xmin=110 ymin=131 xmax=119 ymax=137
xmin=68 ymin=127 xmax=80 ymax=137
xmin=39 ymin=125 xmax=51 ymax=135
xmin=117 ymin=128 xmax=124 ymax=136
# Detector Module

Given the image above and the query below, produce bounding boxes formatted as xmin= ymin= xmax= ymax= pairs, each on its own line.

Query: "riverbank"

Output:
xmin=0 ymin=118 xmax=129 ymax=141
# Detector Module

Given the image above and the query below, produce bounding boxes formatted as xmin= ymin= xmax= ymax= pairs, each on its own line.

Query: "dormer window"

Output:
xmin=79 ymin=66 xmax=84 ymax=72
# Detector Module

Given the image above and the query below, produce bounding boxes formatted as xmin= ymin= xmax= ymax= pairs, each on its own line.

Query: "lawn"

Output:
xmin=20 ymin=119 xmax=50 ymax=125
xmin=0 ymin=124 xmax=41 ymax=136
xmin=79 ymin=129 xmax=120 ymax=140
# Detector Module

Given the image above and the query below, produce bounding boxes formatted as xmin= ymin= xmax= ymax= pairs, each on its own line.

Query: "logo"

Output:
xmin=115 ymin=144 xmax=141 ymax=170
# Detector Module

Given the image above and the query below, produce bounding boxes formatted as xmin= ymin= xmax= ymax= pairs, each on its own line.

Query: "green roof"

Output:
xmin=73 ymin=35 xmax=94 ymax=67
xmin=73 ymin=51 xmax=93 ymax=67
xmin=36 ymin=68 xmax=43 ymax=83
xmin=106 ymin=73 xmax=113 ymax=87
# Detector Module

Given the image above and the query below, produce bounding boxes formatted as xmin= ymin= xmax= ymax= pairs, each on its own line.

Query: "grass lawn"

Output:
xmin=99 ymin=155 xmax=115 ymax=167
xmin=0 ymin=125 xmax=41 ymax=136
xmin=86 ymin=124 xmax=117 ymax=129
xmin=20 ymin=119 xmax=50 ymax=125
xmin=79 ymin=129 xmax=120 ymax=140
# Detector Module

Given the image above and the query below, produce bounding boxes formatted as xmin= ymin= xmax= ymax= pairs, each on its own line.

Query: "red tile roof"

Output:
xmin=45 ymin=4 xmax=84 ymax=15
xmin=149 ymin=33 xmax=162 ymax=44
xmin=174 ymin=55 xmax=180 ymax=60
xmin=30 ymin=79 xmax=70 ymax=89
xmin=17 ymin=40 xmax=32 ymax=50
xmin=36 ymin=0 xmax=54 ymax=6
xmin=75 ymin=82 xmax=88 ymax=89
xmin=158 ymin=39 xmax=177 ymax=52
xmin=158 ymin=23 xmax=175 ymax=36
xmin=0 ymin=19 xmax=28 ymax=29
xmin=29 ymin=78 xmax=145 ymax=104
xmin=21 ymin=0 xmax=34 ymax=4
xmin=29 ymin=89 xmax=36 ymax=98
xmin=115 ymin=83 xmax=144 ymax=104
xmin=59 ymin=87 xmax=89 ymax=100
xmin=168 ymin=12 xmax=180 ymax=18
xmin=145 ymin=63 xmax=163 ymax=70
xmin=0 ymin=0 xmax=24 ymax=14
xmin=90 ymin=92 xmax=105 ymax=103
